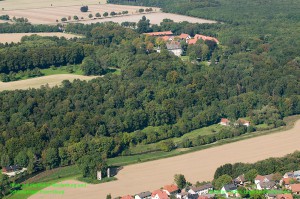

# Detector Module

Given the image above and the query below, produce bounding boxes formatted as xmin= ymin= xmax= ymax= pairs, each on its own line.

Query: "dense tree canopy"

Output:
xmin=0 ymin=0 xmax=299 ymax=187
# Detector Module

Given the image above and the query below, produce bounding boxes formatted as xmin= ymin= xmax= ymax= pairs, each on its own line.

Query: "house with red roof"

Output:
xmin=280 ymin=178 xmax=297 ymax=188
xmin=187 ymin=38 xmax=198 ymax=45
xmin=151 ymin=190 xmax=169 ymax=199
xmin=255 ymin=174 xmax=274 ymax=184
xmin=219 ymin=118 xmax=230 ymax=126
xmin=178 ymin=33 xmax=191 ymax=43
xmin=160 ymin=36 xmax=174 ymax=42
xmin=194 ymin=34 xmax=219 ymax=44
xmin=187 ymin=34 xmax=219 ymax=45
xmin=237 ymin=119 xmax=251 ymax=127
xmin=289 ymin=184 xmax=300 ymax=194
xmin=163 ymin=184 xmax=179 ymax=195
xmin=277 ymin=194 xmax=293 ymax=199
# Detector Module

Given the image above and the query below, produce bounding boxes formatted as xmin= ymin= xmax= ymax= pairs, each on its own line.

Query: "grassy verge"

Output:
xmin=7 ymin=115 xmax=299 ymax=199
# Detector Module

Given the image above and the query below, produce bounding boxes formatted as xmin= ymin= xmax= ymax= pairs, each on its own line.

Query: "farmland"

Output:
xmin=80 ymin=12 xmax=217 ymax=25
xmin=0 ymin=74 xmax=98 ymax=91
xmin=0 ymin=32 xmax=82 ymax=43
xmin=0 ymin=0 xmax=217 ymax=25
xmin=0 ymin=0 xmax=107 ymax=10
xmin=27 ymin=118 xmax=300 ymax=199
xmin=0 ymin=3 xmax=160 ymax=24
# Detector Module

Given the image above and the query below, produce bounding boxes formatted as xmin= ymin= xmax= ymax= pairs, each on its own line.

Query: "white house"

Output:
xmin=221 ymin=184 xmax=238 ymax=198
xmin=2 ymin=165 xmax=27 ymax=177
xmin=166 ymin=41 xmax=182 ymax=57
xmin=135 ymin=191 xmax=152 ymax=199
xmin=219 ymin=118 xmax=230 ymax=126
xmin=255 ymin=174 xmax=274 ymax=185
xmin=256 ymin=181 xmax=276 ymax=190
xmin=188 ymin=183 xmax=213 ymax=195
xmin=237 ymin=119 xmax=251 ymax=127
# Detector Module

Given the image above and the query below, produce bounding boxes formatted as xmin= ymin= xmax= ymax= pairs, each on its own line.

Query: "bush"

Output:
xmin=80 ymin=6 xmax=88 ymax=12
xmin=103 ymin=12 xmax=108 ymax=17
xmin=95 ymin=13 xmax=101 ymax=18
xmin=0 ymin=15 xmax=9 ymax=20
xmin=61 ymin=17 xmax=67 ymax=22
xmin=110 ymin=11 xmax=116 ymax=16
xmin=73 ymin=15 xmax=79 ymax=20
xmin=159 ymin=140 xmax=175 ymax=152
xmin=88 ymin=14 xmax=93 ymax=19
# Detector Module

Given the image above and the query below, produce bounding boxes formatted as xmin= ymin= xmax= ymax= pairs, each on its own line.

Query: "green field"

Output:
xmin=16 ymin=65 xmax=84 ymax=81
xmin=40 ymin=65 xmax=84 ymax=76
xmin=5 ymin=165 xmax=81 ymax=199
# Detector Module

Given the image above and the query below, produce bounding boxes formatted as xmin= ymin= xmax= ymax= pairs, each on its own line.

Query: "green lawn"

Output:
xmin=109 ymin=68 xmax=121 ymax=75
xmin=172 ymin=124 xmax=221 ymax=144
xmin=12 ymin=65 xmax=84 ymax=81
xmin=41 ymin=65 xmax=84 ymax=76
xmin=181 ymin=56 xmax=190 ymax=62
xmin=128 ymin=124 xmax=220 ymax=155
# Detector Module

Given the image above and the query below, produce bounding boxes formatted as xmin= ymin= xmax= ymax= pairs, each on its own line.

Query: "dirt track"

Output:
xmin=29 ymin=120 xmax=300 ymax=198
xmin=0 ymin=74 xmax=97 ymax=91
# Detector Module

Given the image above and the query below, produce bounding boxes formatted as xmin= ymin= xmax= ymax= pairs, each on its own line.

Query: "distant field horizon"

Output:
xmin=0 ymin=0 xmax=107 ymax=10
xmin=0 ymin=0 xmax=216 ymax=25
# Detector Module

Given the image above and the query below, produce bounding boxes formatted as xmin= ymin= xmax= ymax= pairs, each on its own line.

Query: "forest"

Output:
xmin=0 ymin=0 xmax=299 ymax=194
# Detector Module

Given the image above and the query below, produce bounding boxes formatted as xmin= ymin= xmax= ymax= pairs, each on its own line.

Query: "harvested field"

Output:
xmin=81 ymin=12 xmax=217 ymax=25
xmin=29 ymin=119 xmax=300 ymax=199
xmin=0 ymin=0 xmax=107 ymax=10
xmin=0 ymin=4 xmax=160 ymax=24
xmin=0 ymin=32 xmax=82 ymax=43
xmin=0 ymin=74 xmax=98 ymax=91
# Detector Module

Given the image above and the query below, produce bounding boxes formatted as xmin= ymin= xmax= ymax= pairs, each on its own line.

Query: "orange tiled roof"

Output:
xmin=221 ymin=118 xmax=230 ymax=123
xmin=179 ymin=33 xmax=190 ymax=39
xmin=152 ymin=190 xmax=169 ymax=199
xmin=121 ymin=195 xmax=134 ymax=199
xmin=277 ymin=194 xmax=293 ymax=199
xmin=291 ymin=184 xmax=300 ymax=193
xmin=163 ymin=184 xmax=179 ymax=193
xmin=188 ymin=38 xmax=198 ymax=45
xmin=194 ymin=34 xmax=219 ymax=43
xmin=255 ymin=175 xmax=266 ymax=181
xmin=283 ymin=178 xmax=296 ymax=185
